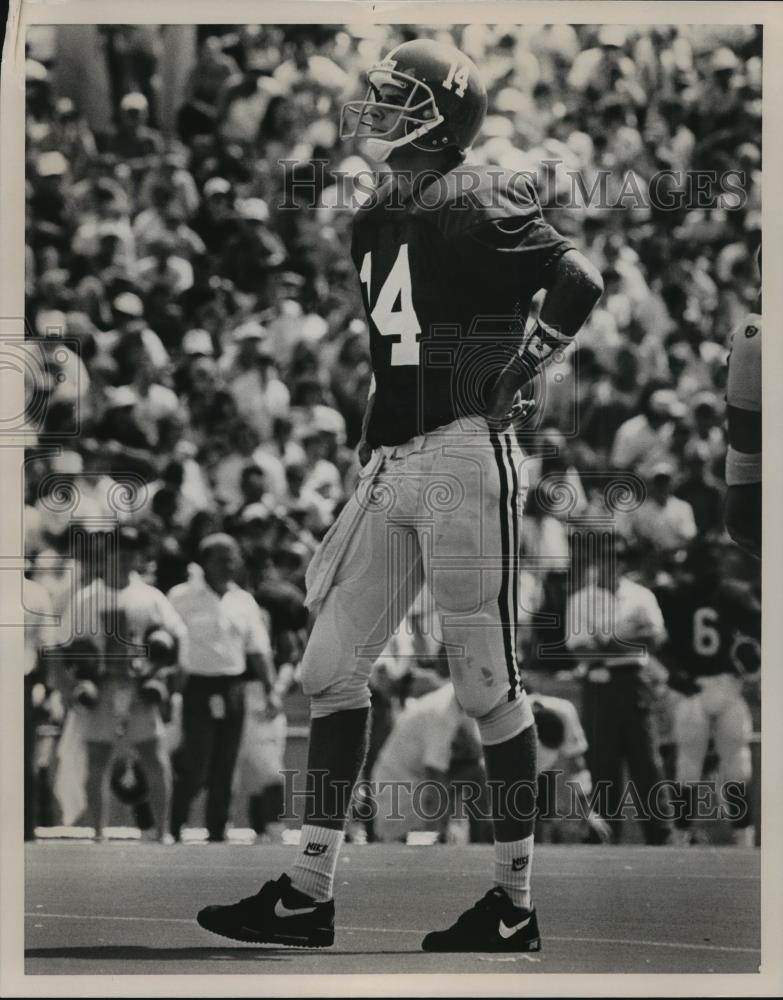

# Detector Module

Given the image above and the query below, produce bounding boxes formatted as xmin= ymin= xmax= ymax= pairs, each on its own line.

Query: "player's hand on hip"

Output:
xmin=485 ymin=390 xmax=534 ymax=432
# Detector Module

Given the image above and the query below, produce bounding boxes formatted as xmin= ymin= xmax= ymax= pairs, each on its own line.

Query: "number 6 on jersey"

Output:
xmin=360 ymin=246 xmax=421 ymax=366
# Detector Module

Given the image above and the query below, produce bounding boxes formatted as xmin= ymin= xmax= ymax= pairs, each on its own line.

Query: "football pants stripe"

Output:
xmin=503 ymin=431 xmax=522 ymax=699
xmin=488 ymin=428 xmax=518 ymax=701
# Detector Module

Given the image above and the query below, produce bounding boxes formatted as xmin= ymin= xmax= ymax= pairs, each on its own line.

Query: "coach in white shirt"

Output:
xmin=168 ymin=533 xmax=279 ymax=842
xmin=565 ymin=533 xmax=671 ymax=845
xmin=620 ymin=462 xmax=697 ymax=556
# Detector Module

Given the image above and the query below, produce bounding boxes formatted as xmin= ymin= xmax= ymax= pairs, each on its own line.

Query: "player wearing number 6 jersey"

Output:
xmin=198 ymin=38 xmax=602 ymax=952
xmin=654 ymin=538 xmax=760 ymax=846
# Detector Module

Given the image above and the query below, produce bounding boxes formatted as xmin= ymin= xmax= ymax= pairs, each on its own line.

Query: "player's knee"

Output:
xmin=429 ymin=569 xmax=490 ymax=615
xmin=473 ymin=691 xmax=535 ymax=746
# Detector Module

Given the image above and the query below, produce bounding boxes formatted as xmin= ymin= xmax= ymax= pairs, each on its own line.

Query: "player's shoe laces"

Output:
xmin=421 ymin=886 xmax=541 ymax=952
xmin=197 ymin=873 xmax=334 ymax=947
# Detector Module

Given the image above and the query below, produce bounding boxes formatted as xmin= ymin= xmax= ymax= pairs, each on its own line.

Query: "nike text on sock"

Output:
xmin=494 ymin=833 xmax=533 ymax=910
xmin=290 ymin=824 xmax=344 ymax=902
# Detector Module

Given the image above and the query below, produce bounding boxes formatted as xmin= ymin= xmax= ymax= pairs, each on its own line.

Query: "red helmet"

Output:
xmin=340 ymin=39 xmax=488 ymax=162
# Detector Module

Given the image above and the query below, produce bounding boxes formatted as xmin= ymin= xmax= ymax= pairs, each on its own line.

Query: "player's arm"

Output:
xmin=486 ymin=249 xmax=604 ymax=426
xmin=357 ymin=374 xmax=377 ymax=466
xmin=725 ymin=399 xmax=760 ymax=558
xmin=724 ymin=320 xmax=761 ymax=558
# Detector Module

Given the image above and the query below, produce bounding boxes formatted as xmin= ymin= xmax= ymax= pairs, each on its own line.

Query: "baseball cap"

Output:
xmin=203 ymin=176 xmax=232 ymax=198
xmin=711 ymin=47 xmax=739 ymax=73
xmin=37 ymin=151 xmax=69 ymax=178
xmin=35 ymin=309 xmax=67 ymax=338
xmin=236 ymin=197 xmax=270 ymax=223
xmin=198 ymin=532 xmax=241 ymax=556
xmin=120 ymin=91 xmax=149 ymax=112
xmin=239 ymin=502 xmax=275 ymax=525
xmin=112 ymin=292 xmax=144 ymax=318
xmin=648 ymin=389 xmax=686 ymax=419
xmin=104 ymin=385 xmax=138 ymax=410
xmin=181 ymin=328 xmax=214 ymax=356
xmin=231 ymin=320 xmax=267 ymax=342
xmin=311 ymin=405 xmax=347 ymax=441
xmin=25 ymin=58 xmax=49 ymax=82
xmin=598 ymin=25 xmax=628 ymax=48
xmin=294 ymin=423 xmax=322 ymax=443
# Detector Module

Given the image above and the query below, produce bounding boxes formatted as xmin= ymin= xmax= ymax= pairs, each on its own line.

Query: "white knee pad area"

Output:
xmin=475 ymin=691 xmax=535 ymax=746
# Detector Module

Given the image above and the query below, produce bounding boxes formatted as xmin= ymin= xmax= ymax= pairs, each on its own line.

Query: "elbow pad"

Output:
xmin=519 ymin=320 xmax=573 ymax=376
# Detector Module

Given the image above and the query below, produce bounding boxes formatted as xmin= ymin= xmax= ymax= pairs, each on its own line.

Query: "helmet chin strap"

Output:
xmin=362 ymin=114 xmax=445 ymax=163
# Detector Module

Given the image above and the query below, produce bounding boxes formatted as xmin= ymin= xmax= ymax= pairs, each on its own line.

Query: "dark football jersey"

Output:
xmin=350 ymin=164 xmax=574 ymax=446
xmin=654 ymin=577 xmax=760 ymax=678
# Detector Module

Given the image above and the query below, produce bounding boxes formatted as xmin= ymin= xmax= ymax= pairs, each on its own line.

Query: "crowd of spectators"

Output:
xmin=22 ymin=22 xmax=761 ymax=839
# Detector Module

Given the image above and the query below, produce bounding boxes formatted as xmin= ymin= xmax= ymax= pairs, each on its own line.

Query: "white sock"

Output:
xmin=494 ymin=834 xmax=534 ymax=910
xmin=290 ymin=825 xmax=344 ymax=902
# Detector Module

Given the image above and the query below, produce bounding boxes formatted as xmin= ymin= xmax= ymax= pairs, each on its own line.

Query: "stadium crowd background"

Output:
xmin=22 ymin=23 xmax=762 ymax=841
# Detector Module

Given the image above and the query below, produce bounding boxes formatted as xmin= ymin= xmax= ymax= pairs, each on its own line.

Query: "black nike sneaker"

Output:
xmin=422 ymin=887 xmax=541 ymax=952
xmin=197 ymin=874 xmax=334 ymax=947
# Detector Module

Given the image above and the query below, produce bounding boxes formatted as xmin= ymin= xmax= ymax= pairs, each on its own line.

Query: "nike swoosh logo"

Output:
xmin=498 ymin=915 xmax=531 ymax=939
xmin=274 ymin=899 xmax=318 ymax=919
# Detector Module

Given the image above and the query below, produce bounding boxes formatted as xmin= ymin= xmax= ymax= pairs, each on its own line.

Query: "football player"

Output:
xmin=724 ymin=244 xmax=761 ymax=558
xmin=198 ymin=38 xmax=602 ymax=953
xmin=53 ymin=526 xmax=187 ymax=842
xmin=654 ymin=537 xmax=760 ymax=845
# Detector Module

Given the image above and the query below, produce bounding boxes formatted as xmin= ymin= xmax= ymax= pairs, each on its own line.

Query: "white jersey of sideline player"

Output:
xmin=725 ymin=311 xmax=761 ymax=484
xmin=371 ymin=684 xmax=593 ymax=841
xmin=529 ymin=692 xmax=588 ymax=771
xmin=725 ymin=310 xmax=761 ymax=558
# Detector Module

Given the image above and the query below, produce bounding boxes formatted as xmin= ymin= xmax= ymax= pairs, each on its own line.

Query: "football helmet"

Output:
xmin=340 ymin=39 xmax=487 ymax=162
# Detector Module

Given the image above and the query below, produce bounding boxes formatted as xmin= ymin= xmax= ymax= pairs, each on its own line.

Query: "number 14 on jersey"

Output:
xmin=360 ymin=246 xmax=422 ymax=367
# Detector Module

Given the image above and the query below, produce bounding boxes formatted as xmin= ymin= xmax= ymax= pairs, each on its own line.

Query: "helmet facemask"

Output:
xmin=340 ymin=65 xmax=445 ymax=162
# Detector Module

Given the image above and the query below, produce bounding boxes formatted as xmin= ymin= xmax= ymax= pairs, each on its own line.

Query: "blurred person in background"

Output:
xmin=674 ymin=441 xmax=725 ymax=536
xmin=105 ymin=91 xmax=164 ymax=182
xmin=371 ymin=680 xmax=484 ymax=845
xmin=619 ymin=461 xmax=697 ymax=560
xmin=566 ymin=533 xmax=671 ymax=845
xmin=610 ymin=387 xmax=685 ymax=471
xmin=529 ymin=691 xmax=612 ymax=846
xmin=24 ymin=574 xmax=57 ymax=840
xmin=52 ymin=525 xmax=186 ymax=841
xmin=167 ymin=533 xmax=279 ymax=842
xmin=724 ymin=246 xmax=761 ymax=559
xmin=654 ymin=537 xmax=760 ymax=845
